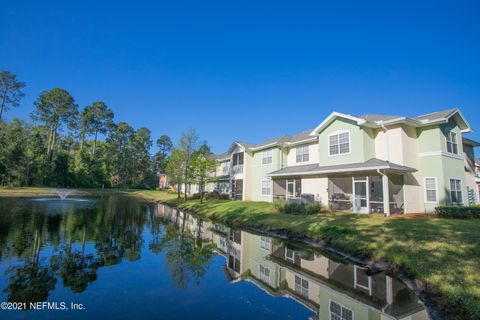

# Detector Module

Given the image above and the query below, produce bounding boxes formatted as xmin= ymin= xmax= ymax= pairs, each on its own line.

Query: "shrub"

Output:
xmin=189 ymin=193 xmax=201 ymax=200
xmin=283 ymin=202 xmax=305 ymax=214
xmin=304 ymin=203 xmax=322 ymax=214
xmin=435 ymin=206 xmax=480 ymax=218
xmin=204 ymin=190 xmax=230 ymax=200
xmin=274 ymin=200 xmax=323 ymax=215
xmin=273 ymin=199 xmax=288 ymax=212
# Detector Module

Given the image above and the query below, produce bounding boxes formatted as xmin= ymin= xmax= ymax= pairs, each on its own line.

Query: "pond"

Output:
xmin=0 ymin=196 xmax=428 ymax=319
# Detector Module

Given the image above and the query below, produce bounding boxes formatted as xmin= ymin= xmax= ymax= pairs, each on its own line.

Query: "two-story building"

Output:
xmin=209 ymin=108 xmax=478 ymax=214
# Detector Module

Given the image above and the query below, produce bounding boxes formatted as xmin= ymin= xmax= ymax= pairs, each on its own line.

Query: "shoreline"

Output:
xmin=160 ymin=199 xmax=475 ymax=320
xmin=0 ymin=189 xmax=475 ymax=320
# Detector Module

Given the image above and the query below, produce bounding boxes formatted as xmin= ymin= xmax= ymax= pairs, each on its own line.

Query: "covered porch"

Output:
xmin=268 ymin=158 xmax=416 ymax=215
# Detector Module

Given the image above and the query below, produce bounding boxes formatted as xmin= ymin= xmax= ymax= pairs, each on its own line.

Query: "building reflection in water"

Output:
xmin=157 ymin=203 xmax=428 ymax=320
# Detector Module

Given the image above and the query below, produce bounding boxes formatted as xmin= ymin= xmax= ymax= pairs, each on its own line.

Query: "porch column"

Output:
xmin=382 ymin=173 xmax=390 ymax=216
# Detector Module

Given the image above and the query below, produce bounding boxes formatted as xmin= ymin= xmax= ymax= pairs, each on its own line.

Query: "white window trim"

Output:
xmin=294 ymin=274 xmax=309 ymax=298
xmin=353 ymin=265 xmax=372 ymax=296
xmin=423 ymin=177 xmax=438 ymax=204
xmin=261 ymin=179 xmax=272 ymax=196
xmin=296 ymin=144 xmax=310 ymax=163
xmin=445 ymin=130 xmax=459 ymax=155
xmin=259 ymin=264 xmax=270 ymax=284
xmin=262 ymin=149 xmax=273 ymax=165
xmin=328 ymin=130 xmax=351 ymax=157
xmin=285 ymin=248 xmax=295 ymax=263
xmin=260 ymin=236 xmax=272 ymax=251
xmin=449 ymin=178 xmax=463 ymax=204
xmin=329 ymin=299 xmax=355 ymax=320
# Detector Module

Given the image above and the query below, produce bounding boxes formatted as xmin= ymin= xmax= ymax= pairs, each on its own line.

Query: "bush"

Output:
xmin=435 ymin=206 xmax=480 ymax=218
xmin=273 ymin=200 xmax=323 ymax=215
xmin=305 ymin=203 xmax=322 ymax=214
xmin=189 ymin=193 xmax=201 ymax=200
xmin=204 ymin=190 xmax=230 ymax=200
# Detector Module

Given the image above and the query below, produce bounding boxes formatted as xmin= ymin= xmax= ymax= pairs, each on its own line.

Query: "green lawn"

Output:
xmin=167 ymin=199 xmax=480 ymax=319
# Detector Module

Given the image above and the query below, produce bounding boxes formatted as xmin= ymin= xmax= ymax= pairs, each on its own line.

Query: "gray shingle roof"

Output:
xmin=414 ymin=108 xmax=458 ymax=122
xmin=268 ymin=158 xmax=416 ymax=177
xmin=212 ymin=152 xmax=230 ymax=160
xmin=357 ymin=114 xmax=401 ymax=122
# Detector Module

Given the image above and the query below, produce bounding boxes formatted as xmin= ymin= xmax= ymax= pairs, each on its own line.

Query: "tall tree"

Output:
xmin=131 ymin=127 xmax=153 ymax=188
xmin=178 ymin=129 xmax=199 ymax=201
xmin=32 ymin=88 xmax=78 ymax=154
xmin=80 ymin=102 xmax=114 ymax=156
xmin=0 ymin=71 xmax=25 ymax=123
xmin=191 ymin=144 xmax=217 ymax=203
xmin=105 ymin=122 xmax=134 ymax=187
xmin=154 ymin=135 xmax=172 ymax=173
xmin=166 ymin=149 xmax=185 ymax=198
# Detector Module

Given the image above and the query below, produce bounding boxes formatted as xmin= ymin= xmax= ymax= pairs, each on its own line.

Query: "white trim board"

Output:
xmin=418 ymin=151 xmax=464 ymax=160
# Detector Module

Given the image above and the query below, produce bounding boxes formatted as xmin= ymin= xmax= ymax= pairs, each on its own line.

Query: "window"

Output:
xmin=260 ymin=236 xmax=272 ymax=251
xmin=446 ymin=131 xmax=458 ymax=155
xmin=329 ymin=131 xmax=350 ymax=156
xmin=354 ymin=265 xmax=372 ymax=295
xmin=294 ymin=275 xmax=309 ymax=298
xmin=232 ymin=152 xmax=244 ymax=165
xmin=449 ymin=179 xmax=463 ymax=204
xmin=259 ymin=265 xmax=270 ymax=283
xmin=296 ymin=145 xmax=309 ymax=162
xmin=285 ymin=248 xmax=295 ymax=263
xmin=261 ymin=180 xmax=272 ymax=196
xmin=424 ymin=177 xmax=438 ymax=203
xmin=262 ymin=149 xmax=273 ymax=165
xmin=329 ymin=300 xmax=353 ymax=320
xmin=222 ymin=163 xmax=229 ymax=174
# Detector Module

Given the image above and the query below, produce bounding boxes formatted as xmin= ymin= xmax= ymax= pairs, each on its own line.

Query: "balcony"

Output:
xmin=231 ymin=164 xmax=244 ymax=174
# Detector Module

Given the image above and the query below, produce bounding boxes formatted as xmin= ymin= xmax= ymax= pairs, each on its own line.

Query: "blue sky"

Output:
xmin=1 ymin=0 xmax=479 ymax=153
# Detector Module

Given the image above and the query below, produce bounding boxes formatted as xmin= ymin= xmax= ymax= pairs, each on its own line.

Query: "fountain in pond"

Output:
xmin=55 ymin=188 xmax=75 ymax=200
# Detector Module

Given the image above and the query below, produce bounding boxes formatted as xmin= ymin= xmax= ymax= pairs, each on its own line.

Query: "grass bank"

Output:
xmin=165 ymin=198 xmax=480 ymax=320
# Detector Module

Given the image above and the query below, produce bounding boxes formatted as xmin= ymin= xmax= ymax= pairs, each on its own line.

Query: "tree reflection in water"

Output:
xmin=0 ymin=196 xmax=216 ymax=306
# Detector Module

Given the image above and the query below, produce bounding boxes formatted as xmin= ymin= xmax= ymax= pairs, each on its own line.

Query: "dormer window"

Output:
xmin=296 ymin=145 xmax=309 ymax=162
xmin=446 ymin=131 xmax=458 ymax=155
xmin=262 ymin=149 xmax=273 ymax=165
xmin=328 ymin=131 xmax=350 ymax=156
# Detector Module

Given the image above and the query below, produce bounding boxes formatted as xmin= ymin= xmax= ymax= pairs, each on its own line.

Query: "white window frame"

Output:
xmin=285 ymin=247 xmax=295 ymax=263
xmin=294 ymin=275 xmax=309 ymax=298
xmin=353 ymin=265 xmax=372 ymax=296
xmin=296 ymin=145 xmax=310 ymax=163
xmin=449 ymin=178 xmax=463 ymax=204
xmin=445 ymin=130 xmax=459 ymax=155
xmin=262 ymin=149 xmax=273 ymax=165
xmin=423 ymin=177 xmax=438 ymax=204
xmin=260 ymin=236 xmax=272 ymax=251
xmin=328 ymin=130 xmax=351 ymax=156
xmin=329 ymin=299 xmax=354 ymax=320
xmin=259 ymin=264 xmax=270 ymax=284
xmin=261 ymin=179 xmax=272 ymax=196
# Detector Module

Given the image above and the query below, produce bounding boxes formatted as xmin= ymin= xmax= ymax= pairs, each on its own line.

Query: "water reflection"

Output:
xmin=156 ymin=204 xmax=428 ymax=320
xmin=0 ymin=197 xmax=427 ymax=319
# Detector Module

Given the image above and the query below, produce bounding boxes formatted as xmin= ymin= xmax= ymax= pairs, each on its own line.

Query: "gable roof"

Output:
xmin=310 ymin=108 xmax=472 ymax=135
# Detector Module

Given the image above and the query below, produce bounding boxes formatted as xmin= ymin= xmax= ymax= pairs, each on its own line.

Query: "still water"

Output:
xmin=0 ymin=196 xmax=428 ymax=319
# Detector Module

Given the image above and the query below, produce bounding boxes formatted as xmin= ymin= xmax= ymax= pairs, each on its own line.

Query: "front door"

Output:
xmin=353 ymin=178 xmax=369 ymax=213
xmin=286 ymin=180 xmax=295 ymax=199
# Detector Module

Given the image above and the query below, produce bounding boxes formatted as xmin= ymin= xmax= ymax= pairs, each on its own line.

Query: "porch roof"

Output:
xmin=267 ymin=158 xmax=416 ymax=177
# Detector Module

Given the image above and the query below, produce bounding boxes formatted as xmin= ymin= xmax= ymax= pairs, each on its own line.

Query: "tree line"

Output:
xmin=0 ymin=70 xmax=219 ymax=194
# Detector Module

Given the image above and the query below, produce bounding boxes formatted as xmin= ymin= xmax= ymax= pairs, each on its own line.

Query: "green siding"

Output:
xmin=251 ymin=147 xmax=283 ymax=201
xmin=317 ymin=118 xmax=375 ymax=166
xmin=417 ymin=120 xmax=467 ymax=211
